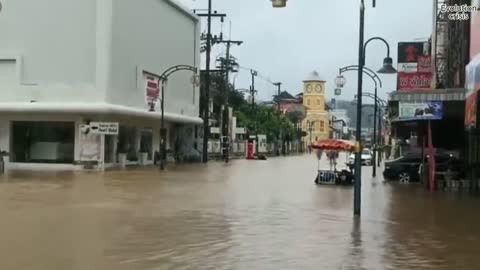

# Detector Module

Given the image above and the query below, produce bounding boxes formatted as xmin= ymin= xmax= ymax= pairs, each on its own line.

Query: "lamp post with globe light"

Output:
xmin=335 ymin=65 xmax=382 ymax=178
xmin=272 ymin=0 xmax=397 ymax=216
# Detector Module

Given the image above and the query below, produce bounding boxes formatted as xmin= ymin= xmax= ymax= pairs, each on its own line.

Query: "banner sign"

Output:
xmin=79 ymin=125 xmax=101 ymax=161
xmin=465 ymin=54 xmax=480 ymax=127
xmin=465 ymin=93 xmax=477 ymax=127
xmin=144 ymin=73 xmax=161 ymax=112
xmin=398 ymin=102 xmax=443 ymax=121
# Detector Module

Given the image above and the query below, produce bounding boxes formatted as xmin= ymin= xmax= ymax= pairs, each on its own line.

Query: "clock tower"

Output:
xmin=302 ymin=71 xmax=330 ymax=146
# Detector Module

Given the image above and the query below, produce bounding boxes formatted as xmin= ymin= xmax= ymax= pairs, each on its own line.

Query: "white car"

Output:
xmin=349 ymin=149 xmax=373 ymax=166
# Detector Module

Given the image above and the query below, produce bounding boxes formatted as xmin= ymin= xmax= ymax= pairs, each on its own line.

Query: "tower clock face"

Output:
xmin=316 ymin=84 xmax=323 ymax=93
xmin=306 ymin=84 xmax=312 ymax=93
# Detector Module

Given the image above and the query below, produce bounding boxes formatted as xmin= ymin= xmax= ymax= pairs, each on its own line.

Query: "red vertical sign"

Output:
xmin=471 ymin=0 xmax=480 ymax=59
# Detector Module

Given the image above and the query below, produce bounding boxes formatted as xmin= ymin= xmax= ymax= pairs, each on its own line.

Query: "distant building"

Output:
xmin=330 ymin=109 xmax=350 ymax=127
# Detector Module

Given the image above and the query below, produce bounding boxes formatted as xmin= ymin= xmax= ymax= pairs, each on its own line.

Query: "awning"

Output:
xmin=388 ymin=88 xmax=466 ymax=102
xmin=0 ymin=102 xmax=204 ymax=125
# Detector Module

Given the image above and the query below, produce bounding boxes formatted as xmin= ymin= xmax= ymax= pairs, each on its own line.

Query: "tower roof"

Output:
xmin=304 ymin=71 xmax=325 ymax=82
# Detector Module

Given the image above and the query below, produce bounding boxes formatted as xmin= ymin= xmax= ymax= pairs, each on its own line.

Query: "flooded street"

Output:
xmin=1 ymin=155 xmax=480 ymax=269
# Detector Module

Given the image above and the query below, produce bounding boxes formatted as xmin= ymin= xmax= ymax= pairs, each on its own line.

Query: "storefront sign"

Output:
xmin=89 ymin=122 xmax=119 ymax=135
xmin=397 ymin=41 xmax=432 ymax=90
xmin=235 ymin=127 xmax=246 ymax=134
xmin=398 ymin=102 xmax=443 ymax=121
xmin=398 ymin=72 xmax=433 ymax=90
xmin=418 ymin=56 xmax=432 ymax=73
xmin=397 ymin=63 xmax=418 ymax=73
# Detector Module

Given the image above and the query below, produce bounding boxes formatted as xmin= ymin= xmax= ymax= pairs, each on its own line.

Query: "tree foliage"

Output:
xmin=201 ymin=72 xmax=299 ymax=142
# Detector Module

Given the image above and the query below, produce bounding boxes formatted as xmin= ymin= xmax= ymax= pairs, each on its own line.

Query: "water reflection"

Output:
xmin=0 ymin=155 xmax=480 ymax=269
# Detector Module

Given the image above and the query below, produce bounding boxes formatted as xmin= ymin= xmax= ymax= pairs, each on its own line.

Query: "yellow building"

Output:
xmin=302 ymin=71 xmax=330 ymax=146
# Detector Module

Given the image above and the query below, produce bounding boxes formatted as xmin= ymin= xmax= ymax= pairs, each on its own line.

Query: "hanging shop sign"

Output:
xmin=398 ymin=102 xmax=443 ymax=121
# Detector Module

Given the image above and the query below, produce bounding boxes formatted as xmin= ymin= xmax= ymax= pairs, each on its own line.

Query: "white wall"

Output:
xmin=0 ymin=0 xmax=100 ymax=102
xmin=108 ymin=0 xmax=200 ymax=118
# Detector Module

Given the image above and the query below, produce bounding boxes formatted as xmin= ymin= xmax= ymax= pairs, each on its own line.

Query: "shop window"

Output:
xmin=320 ymin=121 xmax=325 ymax=132
xmin=11 ymin=121 xmax=75 ymax=163
xmin=118 ymin=126 xmax=138 ymax=162
xmin=140 ymin=128 xmax=153 ymax=160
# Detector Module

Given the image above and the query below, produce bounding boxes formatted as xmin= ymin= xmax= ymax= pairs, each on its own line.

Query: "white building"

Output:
xmin=0 ymin=0 xmax=202 ymax=170
xmin=330 ymin=109 xmax=350 ymax=126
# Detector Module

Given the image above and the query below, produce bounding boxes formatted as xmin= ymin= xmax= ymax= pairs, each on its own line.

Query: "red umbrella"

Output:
xmin=311 ymin=139 xmax=355 ymax=151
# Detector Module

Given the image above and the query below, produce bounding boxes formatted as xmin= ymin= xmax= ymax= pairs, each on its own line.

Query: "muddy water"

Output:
xmin=1 ymin=155 xmax=480 ymax=269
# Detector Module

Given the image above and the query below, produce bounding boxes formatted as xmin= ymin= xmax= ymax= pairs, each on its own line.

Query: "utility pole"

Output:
xmin=250 ymin=70 xmax=258 ymax=108
xmin=215 ymin=39 xmax=243 ymax=163
xmin=250 ymin=70 xmax=258 ymax=155
xmin=193 ymin=4 xmax=226 ymax=163
xmin=273 ymin=82 xmax=282 ymax=155
xmin=273 ymin=82 xmax=282 ymax=111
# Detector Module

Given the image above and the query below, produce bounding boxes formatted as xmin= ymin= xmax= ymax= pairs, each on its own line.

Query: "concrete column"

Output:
xmin=99 ymin=135 xmax=105 ymax=171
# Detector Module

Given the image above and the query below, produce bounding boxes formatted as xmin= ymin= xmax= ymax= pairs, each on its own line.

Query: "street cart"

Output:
xmin=311 ymin=139 xmax=355 ymax=186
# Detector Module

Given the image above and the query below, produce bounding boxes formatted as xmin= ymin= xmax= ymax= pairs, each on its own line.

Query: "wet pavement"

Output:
xmin=1 ymin=154 xmax=480 ymax=269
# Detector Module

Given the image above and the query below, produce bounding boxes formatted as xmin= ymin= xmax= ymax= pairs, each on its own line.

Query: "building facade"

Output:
xmin=0 ymin=0 xmax=202 ymax=170
xmin=302 ymin=71 xmax=329 ymax=146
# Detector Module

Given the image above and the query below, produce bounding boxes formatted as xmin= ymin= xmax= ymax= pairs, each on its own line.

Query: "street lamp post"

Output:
xmin=336 ymin=65 xmax=382 ymax=178
xmin=273 ymin=81 xmax=283 ymax=154
xmin=272 ymin=0 xmax=396 ymax=217
xmin=306 ymin=120 xmax=315 ymax=152
xmin=352 ymin=94 xmax=387 ymax=168
xmin=203 ymin=0 xmax=213 ymax=164
xmin=354 ymin=32 xmax=396 ymax=215
xmin=155 ymin=65 xmax=198 ymax=170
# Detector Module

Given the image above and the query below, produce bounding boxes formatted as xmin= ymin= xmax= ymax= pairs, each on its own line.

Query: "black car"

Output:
xmin=383 ymin=152 xmax=462 ymax=183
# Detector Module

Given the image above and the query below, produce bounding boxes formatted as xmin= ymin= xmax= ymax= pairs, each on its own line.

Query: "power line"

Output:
xmin=237 ymin=66 xmax=275 ymax=85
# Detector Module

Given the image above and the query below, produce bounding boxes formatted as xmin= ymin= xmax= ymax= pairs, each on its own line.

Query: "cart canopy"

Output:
xmin=311 ymin=139 xmax=354 ymax=151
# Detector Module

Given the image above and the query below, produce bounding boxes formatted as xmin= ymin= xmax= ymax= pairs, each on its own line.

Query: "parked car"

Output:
xmin=349 ymin=149 xmax=373 ymax=166
xmin=383 ymin=152 xmax=464 ymax=183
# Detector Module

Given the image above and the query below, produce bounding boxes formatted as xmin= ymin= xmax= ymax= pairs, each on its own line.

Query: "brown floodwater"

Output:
xmin=1 ymin=154 xmax=480 ymax=269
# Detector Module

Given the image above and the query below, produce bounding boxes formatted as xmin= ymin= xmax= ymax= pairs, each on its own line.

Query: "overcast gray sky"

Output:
xmin=178 ymin=0 xmax=433 ymax=104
